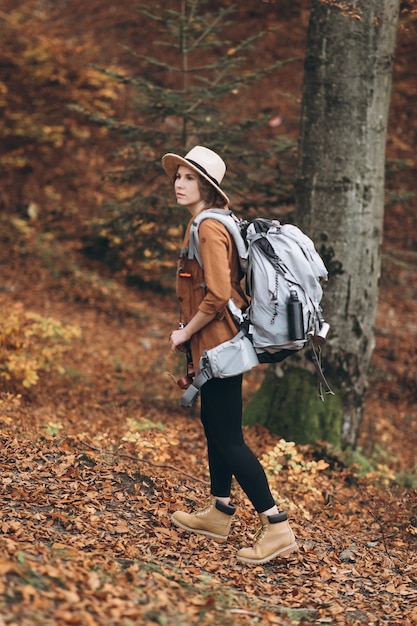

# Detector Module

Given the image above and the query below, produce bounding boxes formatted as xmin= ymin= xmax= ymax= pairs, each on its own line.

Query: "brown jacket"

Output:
xmin=177 ymin=211 xmax=249 ymax=366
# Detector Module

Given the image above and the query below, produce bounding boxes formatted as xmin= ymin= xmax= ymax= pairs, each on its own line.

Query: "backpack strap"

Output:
xmin=188 ymin=209 xmax=248 ymax=272
xmin=309 ymin=340 xmax=334 ymax=400
xmin=180 ymin=366 xmax=213 ymax=408
xmin=180 ymin=329 xmax=254 ymax=407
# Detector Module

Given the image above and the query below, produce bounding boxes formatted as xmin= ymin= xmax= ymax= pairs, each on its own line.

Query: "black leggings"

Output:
xmin=200 ymin=374 xmax=276 ymax=513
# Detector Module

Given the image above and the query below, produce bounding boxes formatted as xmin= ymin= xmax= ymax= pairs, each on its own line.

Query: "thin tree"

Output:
xmin=78 ymin=0 xmax=297 ymax=286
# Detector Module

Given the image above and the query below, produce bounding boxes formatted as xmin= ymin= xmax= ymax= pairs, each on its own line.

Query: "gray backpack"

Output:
xmin=180 ymin=209 xmax=333 ymax=407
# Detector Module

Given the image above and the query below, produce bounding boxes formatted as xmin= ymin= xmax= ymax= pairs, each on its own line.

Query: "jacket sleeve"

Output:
xmin=198 ymin=219 xmax=232 ymax=316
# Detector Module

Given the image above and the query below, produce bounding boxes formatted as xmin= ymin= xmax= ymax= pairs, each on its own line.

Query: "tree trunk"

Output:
xmin=245 ymin=0 xmax=399 ymax=448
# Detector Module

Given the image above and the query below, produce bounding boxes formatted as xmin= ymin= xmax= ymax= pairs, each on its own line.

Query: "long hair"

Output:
xmin=198 ymin=176 xmax=227 ymax=208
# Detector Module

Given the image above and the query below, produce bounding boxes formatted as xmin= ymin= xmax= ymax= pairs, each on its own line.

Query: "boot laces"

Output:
xmin=195 ymin=499 xmax=214 ymax=516
xmin=253 ymin=519 xmax=268 ymax=543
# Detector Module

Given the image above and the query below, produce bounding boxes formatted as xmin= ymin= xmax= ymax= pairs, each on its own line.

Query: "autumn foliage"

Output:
xmin=0 ymin=1 xmax=417 ymax=624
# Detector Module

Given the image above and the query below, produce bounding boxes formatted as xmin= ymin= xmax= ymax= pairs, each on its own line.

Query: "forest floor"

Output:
xmin=1 ymin=1 xmax=417 ymax=624
xmin=0 ymin=216 xmax=416 ymax=625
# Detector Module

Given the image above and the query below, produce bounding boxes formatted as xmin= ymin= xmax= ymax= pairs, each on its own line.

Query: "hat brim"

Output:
xmin=162 ymin=153 xmax=229 ymax=205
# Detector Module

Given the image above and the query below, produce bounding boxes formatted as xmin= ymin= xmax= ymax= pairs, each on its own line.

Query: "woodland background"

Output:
xmin=0 ymin=1 xmax=416 ymax=625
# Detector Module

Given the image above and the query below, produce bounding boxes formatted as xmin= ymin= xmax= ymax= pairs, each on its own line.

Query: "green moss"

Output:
xmin=243 ymin=366 xmax=343 ymax=446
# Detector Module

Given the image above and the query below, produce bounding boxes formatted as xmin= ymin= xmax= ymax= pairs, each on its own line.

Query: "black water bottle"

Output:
xmin=287 ymin=290 xmax=304 ymax=341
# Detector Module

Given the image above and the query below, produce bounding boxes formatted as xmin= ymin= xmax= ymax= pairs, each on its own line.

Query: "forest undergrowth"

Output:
xmin=0 ymin=225 xmax=416 ymax=625
xmin=1 ymin=0 xmax=416 ymax=624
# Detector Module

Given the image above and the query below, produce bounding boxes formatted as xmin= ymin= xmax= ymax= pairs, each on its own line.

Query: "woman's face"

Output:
xmin=174 ymin=165 xmax=203 ymax=213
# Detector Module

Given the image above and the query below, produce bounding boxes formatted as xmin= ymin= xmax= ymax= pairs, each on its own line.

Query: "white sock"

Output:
xmin=214 ymin=496 xmax=231 ymax=506
xmin=261 ymin=505 xmax=279 ymax=517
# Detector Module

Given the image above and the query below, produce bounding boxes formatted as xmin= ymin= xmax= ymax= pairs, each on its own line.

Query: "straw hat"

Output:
xmin=162 ymin=145 xmax=229 ymax=204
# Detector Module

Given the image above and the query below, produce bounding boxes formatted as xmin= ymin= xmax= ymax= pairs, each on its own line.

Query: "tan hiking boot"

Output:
xmin=171 ymin=497 xmax=236 ymax=542
xmin=236 ymin=511 xmax=298 ymax=564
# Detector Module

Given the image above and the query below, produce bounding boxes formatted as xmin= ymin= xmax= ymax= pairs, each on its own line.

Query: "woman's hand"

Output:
xmin=169 ymin=327 xmax=189 ymax=353
xmin=169 ymin=311 xmax=216 ymax=353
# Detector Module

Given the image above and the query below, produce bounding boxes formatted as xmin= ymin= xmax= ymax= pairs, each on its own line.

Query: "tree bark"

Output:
xmin=245 ymin=0 xmax=400 ymax=448
xmin=296 ymin=0 xmax=399 ymax=446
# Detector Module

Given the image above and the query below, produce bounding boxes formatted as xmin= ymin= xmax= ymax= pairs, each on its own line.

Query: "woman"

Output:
xmin=162 ymin=145 xmax=298 ymax=565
